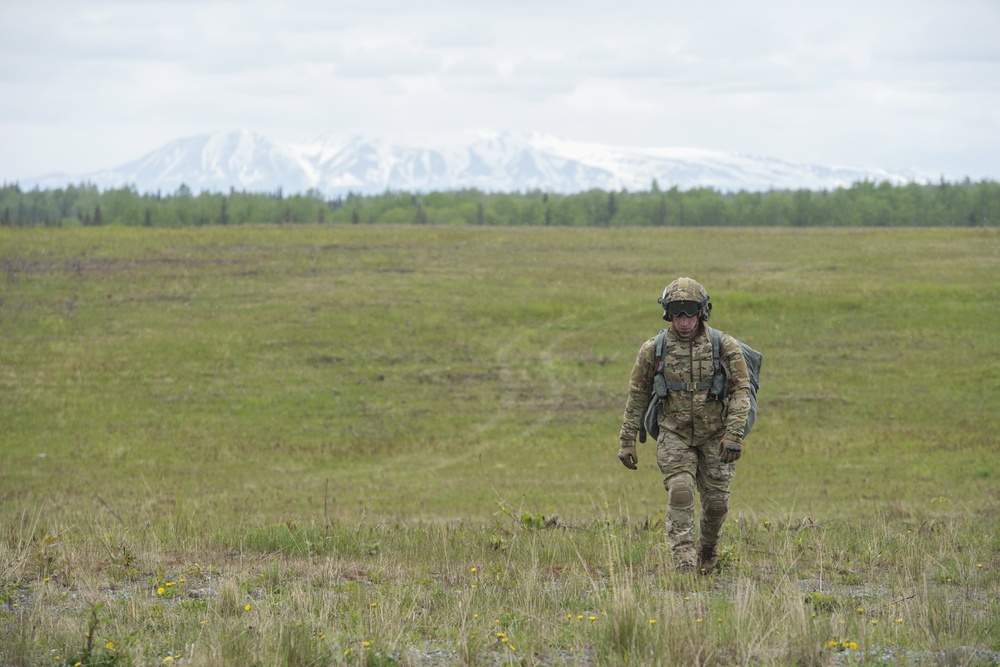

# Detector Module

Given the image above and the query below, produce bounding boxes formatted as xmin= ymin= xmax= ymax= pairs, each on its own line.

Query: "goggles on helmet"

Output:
xmin=664 ymin=300 xmax=702 ymax=318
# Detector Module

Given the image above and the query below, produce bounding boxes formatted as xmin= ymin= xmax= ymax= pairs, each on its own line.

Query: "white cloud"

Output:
xmin=1 ymin=0 xmax=998 ymax=182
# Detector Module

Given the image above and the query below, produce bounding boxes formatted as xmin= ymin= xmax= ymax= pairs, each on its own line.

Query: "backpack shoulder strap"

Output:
xmin=708 ymin=327 xmax=723 ymax=372
xmin=706 ymin=327 xmax=727 ymax=398
xmin=653 ymin=329 xmax=668 ymax=375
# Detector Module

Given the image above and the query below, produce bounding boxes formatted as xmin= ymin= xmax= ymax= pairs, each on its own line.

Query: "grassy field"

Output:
xmin=1 ymin=225 xmax=998 ymax=666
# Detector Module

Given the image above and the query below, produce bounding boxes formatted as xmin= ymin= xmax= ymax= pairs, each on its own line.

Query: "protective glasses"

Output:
xmin=664 ymin=300 xmax=702 ymax=318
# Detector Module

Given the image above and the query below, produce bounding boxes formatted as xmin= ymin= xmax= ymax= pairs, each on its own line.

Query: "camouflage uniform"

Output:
xmin=619 ymin=325 xmax=751 ymax=569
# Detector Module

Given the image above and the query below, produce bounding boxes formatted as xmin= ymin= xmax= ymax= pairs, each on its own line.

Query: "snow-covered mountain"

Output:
xmin=23 ymin=129 xmax=933 ymax=195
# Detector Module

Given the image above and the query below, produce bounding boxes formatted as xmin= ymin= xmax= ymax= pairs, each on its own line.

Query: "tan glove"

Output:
xmin=618 ymin=445 xmax=638 ymax=470
xmin=719 ymin=438 xmax=742 ymax=464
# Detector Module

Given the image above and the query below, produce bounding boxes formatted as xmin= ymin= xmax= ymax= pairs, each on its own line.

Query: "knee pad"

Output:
xmin=666 ymin=473 xmax=695 ymax=508
xmin=703 ymin=491 xmax=730 ymax=518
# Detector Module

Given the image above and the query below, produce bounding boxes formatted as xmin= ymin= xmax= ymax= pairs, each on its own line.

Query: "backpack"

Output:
xmin=639 ymin=327 xmax=761 ymax=443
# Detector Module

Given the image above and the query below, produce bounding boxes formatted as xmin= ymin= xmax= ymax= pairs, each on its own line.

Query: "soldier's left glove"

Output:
xmin=719 ymin=438 xmax=742 ymax=464
xmin=618 ymin=445 xmax=638 ymax=470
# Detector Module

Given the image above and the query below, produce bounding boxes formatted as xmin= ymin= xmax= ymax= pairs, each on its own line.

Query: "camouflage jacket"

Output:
xmin=619 ymin=326 xmax=751 ymax=446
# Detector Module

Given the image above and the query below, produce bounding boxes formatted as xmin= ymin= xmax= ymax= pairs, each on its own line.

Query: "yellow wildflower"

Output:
xmin=849 ymin=642 xmax=858 ymax=650
xmin=589 ymin=615 xmax=596 ymax=621
xmin=157 ymin=587 xmax=165 ymax=595
xmin=649 ymin=619 xmax=656 ymax=625
xmin=245 ymin=604 xmax=251 ymax=611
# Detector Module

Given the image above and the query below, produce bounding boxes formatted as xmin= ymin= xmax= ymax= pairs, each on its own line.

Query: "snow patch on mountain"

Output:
xmin=20 ymin=129 xmax=933 ymax=195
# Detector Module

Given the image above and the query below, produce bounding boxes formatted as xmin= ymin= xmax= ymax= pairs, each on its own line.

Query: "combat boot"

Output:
xmin=698 ymin=544 xmax=718 ymax=575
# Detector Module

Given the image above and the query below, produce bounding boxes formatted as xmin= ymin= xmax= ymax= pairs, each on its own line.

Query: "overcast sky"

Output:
xmin=1 ymin=0 xmax=998 ymax=183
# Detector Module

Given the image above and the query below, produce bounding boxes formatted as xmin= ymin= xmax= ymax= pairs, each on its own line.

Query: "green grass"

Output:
xmin=1 ymin=225 xmax=998 ymax=665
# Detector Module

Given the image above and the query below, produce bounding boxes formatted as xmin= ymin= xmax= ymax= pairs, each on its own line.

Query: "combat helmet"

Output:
xmin=658 ymin=276 xmax=712 ymax=322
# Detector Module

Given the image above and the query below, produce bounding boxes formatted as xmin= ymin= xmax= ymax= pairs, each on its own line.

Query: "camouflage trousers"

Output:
xmin=655 ymin=429 xmax=735 ymax=569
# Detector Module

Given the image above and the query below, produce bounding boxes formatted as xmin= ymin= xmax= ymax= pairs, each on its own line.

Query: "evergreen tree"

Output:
xmin=4 ymin=178 xmax=1000 ymax=229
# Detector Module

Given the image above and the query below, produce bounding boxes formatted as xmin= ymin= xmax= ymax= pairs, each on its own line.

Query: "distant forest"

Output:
xmin=1 ymin=179 xmax=998 ymax=228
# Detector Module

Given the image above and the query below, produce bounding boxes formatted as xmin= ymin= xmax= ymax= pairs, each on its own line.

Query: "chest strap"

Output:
xmin=662 ymin=380 xmax=713 ymax=391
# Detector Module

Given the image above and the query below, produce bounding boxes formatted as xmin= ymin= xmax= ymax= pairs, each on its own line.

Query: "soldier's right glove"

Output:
xmin=618 ymin=445 xmax=638 ymax=470
xmin=719 ymin=438 xmax=742 ymax=464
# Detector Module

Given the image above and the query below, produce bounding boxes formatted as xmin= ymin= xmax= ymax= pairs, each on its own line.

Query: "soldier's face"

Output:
xmin=672 ymin=314 xmax=700 ymax=340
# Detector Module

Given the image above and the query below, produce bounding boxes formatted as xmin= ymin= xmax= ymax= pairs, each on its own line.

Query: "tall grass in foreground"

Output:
xmin=1 ymin=508 xmax=998 ymax=666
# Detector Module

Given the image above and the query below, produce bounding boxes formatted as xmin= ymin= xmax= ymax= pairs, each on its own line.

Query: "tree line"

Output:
xmin=1 ymin=178 xmax=998 ymax=228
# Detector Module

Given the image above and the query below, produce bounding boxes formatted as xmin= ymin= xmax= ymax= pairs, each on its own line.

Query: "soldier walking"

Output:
xmin=617 ymin=277 xmax=752 ymax=573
